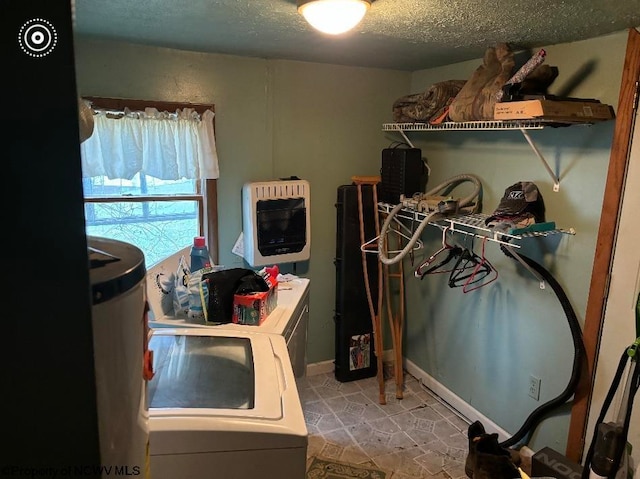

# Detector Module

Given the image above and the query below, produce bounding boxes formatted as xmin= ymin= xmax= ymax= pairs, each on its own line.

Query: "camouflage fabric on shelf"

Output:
xmin=448 ymin=43 xmax=515 ymax=122
xmin=392 ymin=79 xmax=467 ymax=123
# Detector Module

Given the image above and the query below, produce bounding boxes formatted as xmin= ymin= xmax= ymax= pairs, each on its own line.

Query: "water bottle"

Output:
xmin=190 ymin=236 xmax=211 ymax=272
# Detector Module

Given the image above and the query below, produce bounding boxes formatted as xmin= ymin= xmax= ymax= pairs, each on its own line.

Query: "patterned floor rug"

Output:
xmin=306 ymin=456 xmax=389 ymax=479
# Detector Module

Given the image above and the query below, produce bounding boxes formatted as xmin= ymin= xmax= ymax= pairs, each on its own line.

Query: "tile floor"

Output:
xmin=297 ymin=368 xmax=472 ymax=479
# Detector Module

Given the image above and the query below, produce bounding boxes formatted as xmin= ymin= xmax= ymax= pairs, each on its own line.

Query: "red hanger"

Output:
xmin=462 ymin=237 xmax=499 ymax=293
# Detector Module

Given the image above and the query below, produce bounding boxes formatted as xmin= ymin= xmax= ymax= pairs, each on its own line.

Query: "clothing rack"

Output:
xmin=377 ymin=203 xmax=575 ymax=288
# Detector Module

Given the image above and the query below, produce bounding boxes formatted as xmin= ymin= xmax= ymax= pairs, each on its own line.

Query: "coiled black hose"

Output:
xmin=498 ymin=245 xmax=586 ymax=449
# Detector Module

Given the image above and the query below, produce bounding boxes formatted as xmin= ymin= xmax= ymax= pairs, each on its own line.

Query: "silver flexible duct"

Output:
xmin=377 ymin=174 xmax=482 ymax=265
xmin=425 ymin=173 xmax=483 ymax=210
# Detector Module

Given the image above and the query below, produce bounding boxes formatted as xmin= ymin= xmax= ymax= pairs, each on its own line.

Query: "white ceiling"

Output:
xmin=73 ymin=0 xmax=640 ymax=71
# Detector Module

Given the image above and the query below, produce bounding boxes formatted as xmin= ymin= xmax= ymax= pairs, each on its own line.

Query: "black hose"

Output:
xmin=498 ymin=245 xmax=586 ymax=449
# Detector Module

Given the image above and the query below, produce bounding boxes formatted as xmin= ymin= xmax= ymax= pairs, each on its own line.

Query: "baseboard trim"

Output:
xmin=306 ymin=351 xmax=510 ymax=440
xmin=403 ymin=357 xmax=512 ymax=442
xmin=306 ymin=359 xmax=335 ymax=377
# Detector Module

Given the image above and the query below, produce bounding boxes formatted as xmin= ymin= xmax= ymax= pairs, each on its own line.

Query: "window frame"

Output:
xmin=82 ymin=96 xmax=219 ymax=264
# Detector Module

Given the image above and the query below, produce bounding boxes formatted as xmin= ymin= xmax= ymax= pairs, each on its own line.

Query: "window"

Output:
xmin=80 ymin=97 xmax=219 ymax=267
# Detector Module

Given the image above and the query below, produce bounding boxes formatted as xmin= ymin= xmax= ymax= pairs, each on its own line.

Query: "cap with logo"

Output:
xmin=485 ymin=181 xmax=546 ymax=228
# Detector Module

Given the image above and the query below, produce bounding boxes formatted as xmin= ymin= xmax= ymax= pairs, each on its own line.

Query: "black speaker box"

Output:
xmin=334 ymin=184 xmax=378 ymax=382
xmin=379 ymin=147 xmax=427 ymax=204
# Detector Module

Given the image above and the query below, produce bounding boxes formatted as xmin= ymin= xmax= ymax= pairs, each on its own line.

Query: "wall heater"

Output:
xmin=242 ymin=179 xmax=311 ymax=267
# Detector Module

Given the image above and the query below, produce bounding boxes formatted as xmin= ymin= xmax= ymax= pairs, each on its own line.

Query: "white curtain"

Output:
xmin=80 ymin=107 xmax=219 ymax=180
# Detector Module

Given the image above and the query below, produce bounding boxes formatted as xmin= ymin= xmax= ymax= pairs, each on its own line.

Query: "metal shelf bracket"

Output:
xmin=398 ymin=129 xmax=414 ymax=148
xmin=503 ymin=244 xmax=546 ymax=289
xmin=382 ymin=120 xmax=574 ymax=192
xmin=519 ymin=128 xmax=560 ymax=192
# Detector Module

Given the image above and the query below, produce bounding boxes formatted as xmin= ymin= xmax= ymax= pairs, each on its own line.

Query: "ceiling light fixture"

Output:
xmin=297 ymin=0 xmax=371 ymax=35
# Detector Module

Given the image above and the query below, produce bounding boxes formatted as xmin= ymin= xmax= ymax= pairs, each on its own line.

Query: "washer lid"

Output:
xmin=88 ymin=236 xmax=146 ymax=305
xmin=149 ymin=329 xmax=287 ymax=420
xmin=149 ymin=329 xmax=307 ymax=455
xmin=149 ymin=334 xmax=256 ymax=411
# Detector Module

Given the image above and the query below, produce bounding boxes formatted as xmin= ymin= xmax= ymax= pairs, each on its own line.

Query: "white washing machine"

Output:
xmin=147 ymin=327 xmax=308 ymax=479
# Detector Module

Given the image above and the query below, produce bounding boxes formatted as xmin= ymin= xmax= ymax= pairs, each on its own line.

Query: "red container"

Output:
xmin=232 ymin=280 xmax=278 ymax=326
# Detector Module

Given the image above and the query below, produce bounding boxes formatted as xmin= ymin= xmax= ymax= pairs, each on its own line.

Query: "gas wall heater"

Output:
xmin=242 ymin=179 xmax=311 ymax=267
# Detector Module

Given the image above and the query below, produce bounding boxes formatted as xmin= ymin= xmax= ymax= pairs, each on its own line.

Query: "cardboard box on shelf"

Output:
xmin=232 ymin=280 xmax=278 ymax=326
xmin=494 ymin=99 xmax=615 ymax=122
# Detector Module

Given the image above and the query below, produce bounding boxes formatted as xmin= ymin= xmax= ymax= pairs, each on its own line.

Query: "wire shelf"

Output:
xmin=378 ymin=203 xmax=575 ymax=248
xmin=381 ymin=119 xmax=595 ymax=190
xmin=381 ymin=120 xmax=567 ymax=131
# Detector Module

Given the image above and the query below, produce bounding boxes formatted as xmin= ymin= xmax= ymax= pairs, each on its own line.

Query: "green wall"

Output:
xmin=74 ymin=29 xmax=629 ymax=452
xmin=401 ymin=31 xmax=627 ymax=452
xmin=73 ymin=38 xmax=410 ymax=366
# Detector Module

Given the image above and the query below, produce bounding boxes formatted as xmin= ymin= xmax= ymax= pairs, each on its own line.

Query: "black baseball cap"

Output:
xmin=485 ymin=181 xmax=546 ymax=224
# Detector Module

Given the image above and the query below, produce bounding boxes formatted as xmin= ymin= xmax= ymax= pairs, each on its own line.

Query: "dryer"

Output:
xmin=148 ymin=328 xmax=307 ymax=479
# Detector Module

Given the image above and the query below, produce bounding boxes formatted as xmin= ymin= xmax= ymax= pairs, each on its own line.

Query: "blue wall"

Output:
xmin=403 ymin=31 xmax=627 ymax=451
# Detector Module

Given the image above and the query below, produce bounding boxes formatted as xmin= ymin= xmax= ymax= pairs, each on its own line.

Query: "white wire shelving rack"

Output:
xmin=382 ymin=119 xmax=594 ymax=192
xmin=377 ymin=202 xmax=576 ymax=288
xmin=378 ymin=203 xmax=575 ymax=247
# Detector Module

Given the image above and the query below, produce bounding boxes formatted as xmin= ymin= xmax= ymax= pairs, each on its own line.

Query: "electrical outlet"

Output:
xmin=528 ymin=375 xmax=541 ymax=400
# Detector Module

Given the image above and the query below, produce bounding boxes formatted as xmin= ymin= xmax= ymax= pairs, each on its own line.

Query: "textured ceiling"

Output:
xmin=73 ymin=0 xmax=640 ymax=71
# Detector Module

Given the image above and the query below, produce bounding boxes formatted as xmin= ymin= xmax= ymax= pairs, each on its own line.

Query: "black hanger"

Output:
xmin=447 ymin=248 xmax=484 ymax=288
xmin=415 ymin=226 xmax=460 ymax=279
xmin=447 ymin=237 xmax=496 ymax=291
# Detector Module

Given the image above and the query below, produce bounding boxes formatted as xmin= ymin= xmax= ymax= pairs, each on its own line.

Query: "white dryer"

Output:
xmin=148 ymin=328 xmax=308 ymax=479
